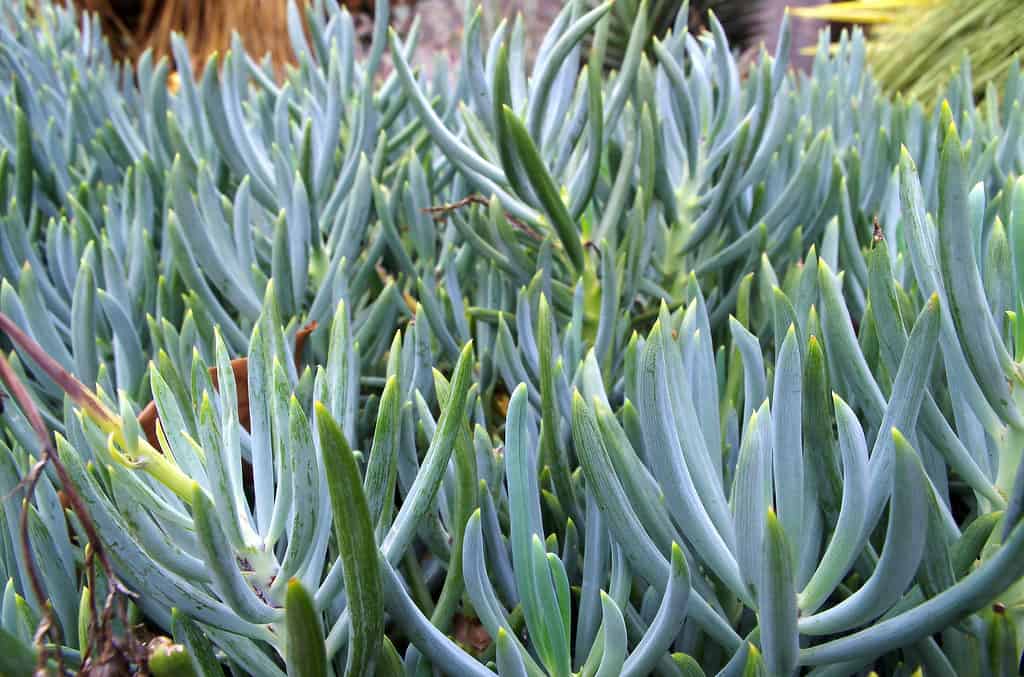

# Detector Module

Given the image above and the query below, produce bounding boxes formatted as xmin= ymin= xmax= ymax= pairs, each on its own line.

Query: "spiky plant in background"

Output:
xmin=794 ymin=0 xmax=1024 ymax=104
xmin=594 ymin=0 xmax=826 ymax=73
xmin=3 ymin=0 xmax=1024 ymax=674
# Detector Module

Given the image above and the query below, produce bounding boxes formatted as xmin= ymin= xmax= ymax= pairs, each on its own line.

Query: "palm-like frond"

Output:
xmin=795 ymin=0 xmax=1024 ymax=103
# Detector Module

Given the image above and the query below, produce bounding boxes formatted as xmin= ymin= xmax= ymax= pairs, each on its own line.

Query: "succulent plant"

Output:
xmin=2 ymin=0 xmax=1024 ymax=674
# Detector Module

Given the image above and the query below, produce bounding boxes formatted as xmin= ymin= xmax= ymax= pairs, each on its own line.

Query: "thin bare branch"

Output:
xmin=423 ymin=194 xmax=545 ymax=241
xmin=0 ymin=312 xmax=147 ymax=674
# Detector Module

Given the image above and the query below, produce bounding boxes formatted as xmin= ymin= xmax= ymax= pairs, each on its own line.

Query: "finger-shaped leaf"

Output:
xmin=571 ymin=390 xmax=741 ymax=651
xmin=171 ymin=609 xmax=227 ymax=677
xmin=70 ymin=248 xmax=99 ymax=388
xmin=799 ymin=394 xmax=868 ymax=614
xmin=817 ymin=259 xmax=884 ymax=419
xmin=525 ymin=1 xmax=612 ymax=141
xmin=271 ymin=395 xmax=320 ymax=591
xmin=427 ymin=368 xmax=478 ymax=632
xmin=538 ymin=295 xmax=577 ymax=522
xmin=463 ymin=510 xmax=545 ymax=677
xmin=594 ymin=399 xmax=679 ymax=555
xmin=731 ymin=402 xmax=770 ymax=595
xmin=1010 ymin=176 xmax=1024 ymax=298
xmin=496 ymin=627 xmax=529 ymax=677
xmin=506 ymin=377 xmax=564 ymax=672
xmin=835 ymin=177 xmax=868 ymax=302
xmin=594 ymin=592 xmax=627 ymax=677
xmin=799 ymin=429 xmax=929 ymax=635
xmin=728 ymin=318 xmax=767 ymax=421
xmin=267 ymin=361 xmax=296 ymax=545
xmin=547 ymin=547 xmax=572 ymax=660
xmin=640 ymin=322 xmax=750 ymax=605
xmin=952 ymin=511 xmax=1002 ymax=577
xmin=191 ymin=483 xmax=281 ymax=625
xmin=316 ymin=402 xmax=383 ymax=676
xmin=386 ymin=29 xmax=539 ymax=224
xmin=620 ymin=543 xmax=690 ymax=677
xmin=286 ymin=174 xmax=312 ymax=312
xmin=865 ymin=239 xmax=906 ymax=382
xmin=576 ymin=488 xmax=609 ymax=668
xmin=771 ymin=325 xmax=803 ymax=564
xmin=150 ymin=365 xmax=207 ymax=487
xmin=13 ymin=106 xmax=32 ymax=222
xmin=529 ymin=534 xmax=571 ymax=675
xmin=501 ymin=105 xmax=584 ymax=272
xmin=864 ymin=294 xmax=940 ymax=532
xmin=378 ymin=554 xmax=495 ymax=677
xmin=898 ymin=145 xmax=1002 ymax=441
xmin=363 ymin=375 xmax=401 ymax=539
xmin=97 ymin=288 xmax=145 ymax=395
xmin=801 ymin=517 xmax=1024 ymax=667
xmin=382 ymin=342 xmax=474 ymax=563
xmin=759 ymin=510 xmax=798 ymax=677
xmin=935 ymin=111 xmax=1021 ymax=428
xmin=568 ymin=58 xmax=603 ymax=221
xmin=213 ymin=329 xmax=251 ymax=525
xmin=479 ymin=481 xmax=519 ymax=608
xmin=285 ymin=579 xmax=327 ymax=677
xmin=660 ymin=318 xmax=734 ymax=546
xmin=673 ymin=653 xmax=707 ymax=677
xmin=197 ymin=394 xmax=246 ymax=550
xmin=594 ymin=123 xmax=637 ymax=247
xmin=246 ymin=323 xmax=274 ymax=537
xmin=603 ymin=0 xmax=648 ymax=132
xmin=869 ymin=239 xmax=1002 ymax=507
xmin=802 ymin=336 xmax=843 ymax=522
xmin=325 ymin=299 xmax=359 ymax=436
xmin=718 ymin=642 xmax=756 ymax=677
xmin=918 ymin=480 xmax=957 ymax=599
xmin=379 ymin=637 xmax=405 ymax=677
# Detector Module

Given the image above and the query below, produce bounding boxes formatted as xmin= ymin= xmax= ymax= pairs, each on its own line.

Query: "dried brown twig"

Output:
xmin=0 ymin=312 xmax=147 ymax=675
xmin=423 ymin=194 xmax=545 ymax=242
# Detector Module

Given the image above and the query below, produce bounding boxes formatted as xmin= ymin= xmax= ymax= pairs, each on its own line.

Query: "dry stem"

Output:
xmin=0 ymin=312 xmax=146 ymax=675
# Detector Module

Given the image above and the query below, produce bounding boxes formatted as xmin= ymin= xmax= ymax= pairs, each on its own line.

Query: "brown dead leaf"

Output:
xmin=453 ymin=613 xmax=492 ymax=654
xmin=139 ymin=321 xmax=317 ymax=449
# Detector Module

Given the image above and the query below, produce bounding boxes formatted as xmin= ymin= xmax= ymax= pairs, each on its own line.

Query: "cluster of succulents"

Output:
xmin=1 ymin=0 xmax=1024 ymax=674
